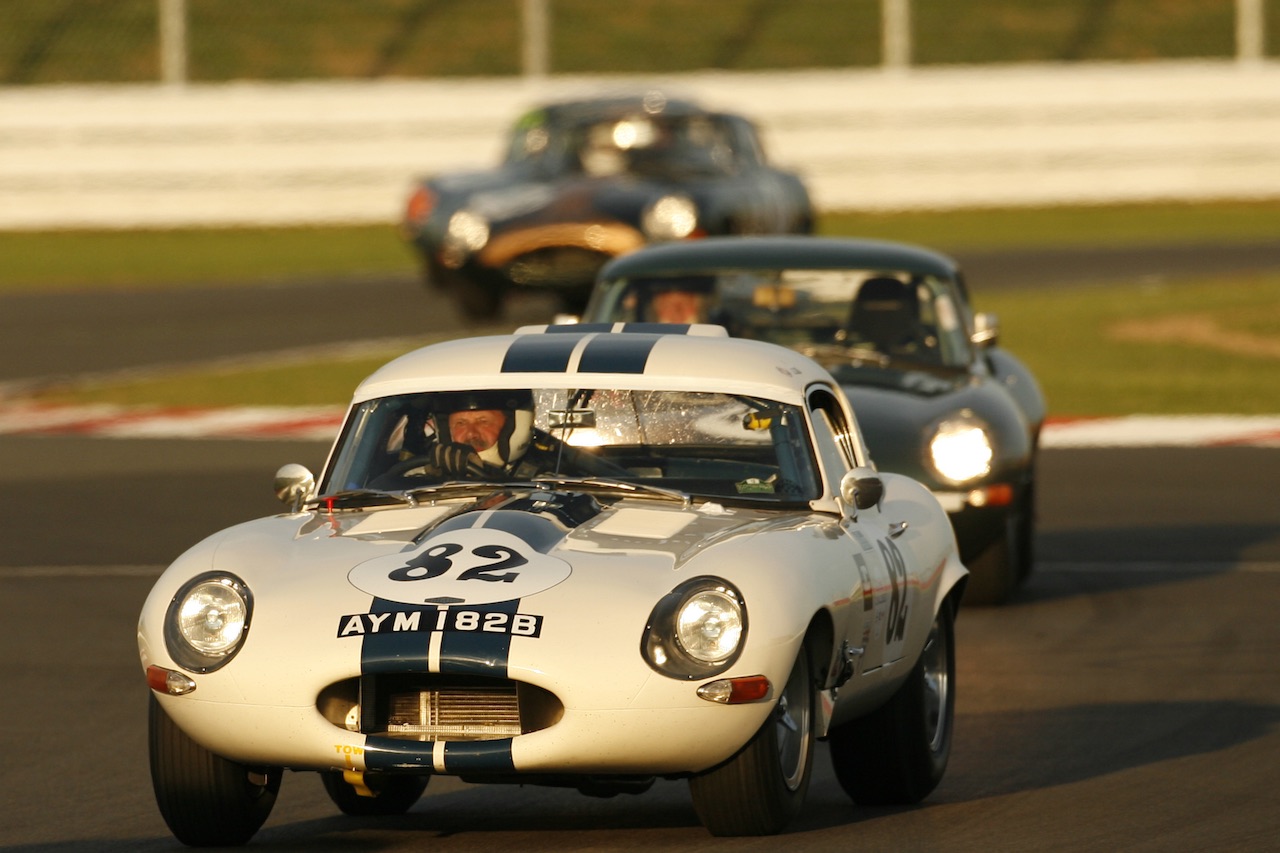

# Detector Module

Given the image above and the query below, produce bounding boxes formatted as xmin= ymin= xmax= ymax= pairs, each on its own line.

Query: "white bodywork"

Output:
xmin=138 ymin=328 xmax=965 ymax=781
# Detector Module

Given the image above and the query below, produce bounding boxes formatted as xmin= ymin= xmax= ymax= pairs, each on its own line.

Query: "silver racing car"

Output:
xmin=138 ymin=324 xmax=966 ymax=845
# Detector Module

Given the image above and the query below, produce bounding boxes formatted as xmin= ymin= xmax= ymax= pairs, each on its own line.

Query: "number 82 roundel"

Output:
xmin=347 ymin=528 xmax=573 ymax=606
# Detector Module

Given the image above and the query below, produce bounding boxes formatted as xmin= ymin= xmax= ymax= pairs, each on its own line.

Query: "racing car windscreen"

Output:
xmin=321 ymin=389 xmax=820 ymax=502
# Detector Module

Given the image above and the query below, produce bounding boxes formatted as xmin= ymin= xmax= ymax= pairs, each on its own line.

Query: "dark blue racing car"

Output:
xmin=583 ymin=235 xmax=1047 ymax=604
xmin=402 ymin=93 xmax=813 ymax=320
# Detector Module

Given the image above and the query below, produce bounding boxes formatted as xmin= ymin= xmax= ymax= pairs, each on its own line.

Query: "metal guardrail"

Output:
xmin=2 ymin=61 xmax=1278 ymax=229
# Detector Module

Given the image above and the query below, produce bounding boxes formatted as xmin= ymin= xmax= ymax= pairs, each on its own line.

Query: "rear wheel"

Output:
xmin=148 ymin=695 xmax=282 ymax=847
xmin=689 ymin=648 xmax=814 ymax=836
xmin=828 ymin=598 xmax=955 ymax=805
xmin=320 ymin=770 xmax=429 ymax=816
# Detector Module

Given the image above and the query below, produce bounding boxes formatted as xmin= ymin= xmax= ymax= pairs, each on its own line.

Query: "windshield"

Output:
xmin=591 ymin=269 xmax=975 ymax=369
xmin=508 ymin=113 xmax=744 ymax=179
xmin=321 ymin=389 xmax=819 ymax=504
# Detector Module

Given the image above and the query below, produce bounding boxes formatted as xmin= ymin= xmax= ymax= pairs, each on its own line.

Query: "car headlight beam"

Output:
xmin=642 ymin=577 xmax=746 ymax=679
xmin=928 ymin=414 xmax=994 ymax=485
xmin=164 ymin=573 xmax=252 ymax=673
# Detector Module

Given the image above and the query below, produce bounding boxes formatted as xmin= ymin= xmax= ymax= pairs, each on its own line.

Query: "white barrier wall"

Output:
xmin=2 ymin=61 xmax=1279 ymax=229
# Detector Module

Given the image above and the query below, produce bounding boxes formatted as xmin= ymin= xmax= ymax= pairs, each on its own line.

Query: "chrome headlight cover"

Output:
xmin=163 ymin=572 xmax=253 ymax=673
xmin=927 ymin=412 xmax=995 ymax=486
xmin=642 ymin=577 xmax=746 ymax=679
xmin=641 ymin=194 xmax=699 ymax=241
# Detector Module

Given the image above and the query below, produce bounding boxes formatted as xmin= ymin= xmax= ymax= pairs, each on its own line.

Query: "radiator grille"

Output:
xmin=385 ymin=686 xmax=522 ymax=741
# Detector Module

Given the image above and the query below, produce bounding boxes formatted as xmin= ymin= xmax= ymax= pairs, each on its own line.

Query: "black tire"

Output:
xmin=453 ymin=274 xmax=504 ymax=321
xmin=320 ymin=770 xmax=429 ymax=816
xmin=961 ymin=517 xmax=1018 ymax=606
xmin=689 ymin=648 xmax=815 ymax=836
xmin=148 ymin=695 xmax=282 ymax=847
xmin=1015 ymin=475 xmax=1037 ymax=582
xmin=556 ymin=286 xmax=592 ymax=318
xmin=828 ymin=598 xmax=955 ymax=805
xmin=421 ymin=255 xmax=503 ymax=321
xmin=965 ymin=472 xmax=1036 ymax=605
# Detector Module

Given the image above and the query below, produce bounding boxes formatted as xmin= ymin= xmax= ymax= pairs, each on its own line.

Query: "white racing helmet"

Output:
xmin=432 ymin=390 xmax=534 ymax=469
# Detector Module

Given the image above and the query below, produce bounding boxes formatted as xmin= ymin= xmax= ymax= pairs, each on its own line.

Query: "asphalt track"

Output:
xmin=1 ymin=243 xmax=1278 ymax=850
xmin=6 ymin=240 xmax=1280 ymax=392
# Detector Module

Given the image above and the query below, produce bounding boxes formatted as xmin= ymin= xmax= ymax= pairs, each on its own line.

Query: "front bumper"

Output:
xmin=153 ymin=678 xmax=775 ymax=778
xmin=933 ymin=485 xmax=1017 ymax=562
xmin=446 ymin=220 xmax=647 ymax=290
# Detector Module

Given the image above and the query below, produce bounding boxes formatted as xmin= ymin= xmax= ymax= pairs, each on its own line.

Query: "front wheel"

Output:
xmin=689 ymin=648 xmax=814 ymax=836
xmin=321 ymin=770 xmax=429 ymax=816
xmin=828 ymin=598 xmax=956 ymax=805
xmin=148 ymin=695 xmax=282 ymax=847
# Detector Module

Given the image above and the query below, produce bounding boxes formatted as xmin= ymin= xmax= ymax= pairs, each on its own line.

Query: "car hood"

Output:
xmin=429 ymin=168 xmax=720 ymax=227
xmin=167 ymin=495 xmax=806 ymax=610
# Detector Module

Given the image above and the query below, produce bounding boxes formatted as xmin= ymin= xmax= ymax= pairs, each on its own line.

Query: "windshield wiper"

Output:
xmin=531 ymin=474 xmax=691 ymax=507
xmin=312 ymin=488 xmax=417 ymax=510
xmin=404 ymin=481 xmax=514 ymax=502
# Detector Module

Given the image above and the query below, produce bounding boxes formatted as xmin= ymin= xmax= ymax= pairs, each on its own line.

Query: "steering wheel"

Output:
xmin=367 ymin=455 xmax=435 ymax=489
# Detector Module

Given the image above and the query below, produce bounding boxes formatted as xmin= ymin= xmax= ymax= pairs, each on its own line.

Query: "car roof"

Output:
xmin=531 ymin=95 xmax=718 ymax=124
xmin=352 ymin=325 xmax=834 ymax=406
xmin=599 ymin=235 xmax=961 ymax=281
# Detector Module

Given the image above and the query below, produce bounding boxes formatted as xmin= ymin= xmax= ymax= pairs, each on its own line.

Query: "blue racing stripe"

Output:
xmin=361 ymin=737 xmax=436 ymax=771
xmin=621 ymin=322 xmax=691 ymax=335
xmin=438 ymin=598 xmax=520 ymax=677
xmin=361 ymin=599 xmax=433 ymax=674
xmin=577 ymin=333 xmax=660 ymax=373
xmin=443 ymin=739 xmax=516 ymax=773
xmin=501 ymin=334 xmax=581 ymax=373
xmin=361 ymin=736 xmax=517 ymax=774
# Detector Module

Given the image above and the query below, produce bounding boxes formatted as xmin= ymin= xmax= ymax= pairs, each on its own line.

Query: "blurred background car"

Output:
xmin=401 ymin=93 xmax=813 ymax=320
xmin=584 ymin=235 xmax=1047 ymax=605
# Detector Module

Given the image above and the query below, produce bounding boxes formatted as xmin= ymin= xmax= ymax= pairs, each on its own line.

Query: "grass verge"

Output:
xmin=28 ymin=270 xmax=1280 ymax=417
xmin=7 ymin=201 xmax=1280 ymax=416
xmin=5 ymin=201 xmax=1280 ymax=293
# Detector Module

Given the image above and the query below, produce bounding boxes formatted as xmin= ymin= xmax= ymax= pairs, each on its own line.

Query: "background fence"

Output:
xmin=1 ymin=0 xmax=1275 ymax=85
xmin=1 ymin=2 xmax=1278 ymax=229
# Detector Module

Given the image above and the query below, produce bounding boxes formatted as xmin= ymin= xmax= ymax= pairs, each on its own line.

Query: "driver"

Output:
xmin=427 ymin=390 xmax=537 ymax=480
xmin=414 ymin=390 xmax=616 ymax=482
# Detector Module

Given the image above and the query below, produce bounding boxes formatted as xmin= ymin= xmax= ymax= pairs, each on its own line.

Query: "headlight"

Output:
xmin=642 ymin=577 xmax=746 ymax=679
xmin=642 ymin=194 xmax=698 ymax=241
xmin=164 ymin=573 xmax=252 ymax=673
xmin=676 ymin=589 xmax=743 ymax=662
xmin=441 ymin=209 xmax=490 ymax=265
xmin=928 ymin=414 xmax=994 ymax=485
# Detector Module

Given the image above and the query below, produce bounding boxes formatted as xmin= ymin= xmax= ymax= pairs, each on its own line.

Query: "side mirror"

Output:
xmin=274 ymin=463 xmax=315 ymax=512
xmin=839 ymin=467 xmax=884 ymax=512
xmin=971 ymin=311 xmax=999 ymax=348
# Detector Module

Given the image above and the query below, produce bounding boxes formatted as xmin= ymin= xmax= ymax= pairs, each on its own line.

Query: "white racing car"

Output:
xmin=138 ymin=324 xmax=967 ymax=846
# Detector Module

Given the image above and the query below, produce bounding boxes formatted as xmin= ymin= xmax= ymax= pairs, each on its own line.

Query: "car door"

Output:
xmin=806 ymin=389 xmax=901 ymax=683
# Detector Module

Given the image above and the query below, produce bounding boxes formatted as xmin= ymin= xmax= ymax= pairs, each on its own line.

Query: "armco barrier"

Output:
xmin=2 ymin=60 xmax=1279 ymax=229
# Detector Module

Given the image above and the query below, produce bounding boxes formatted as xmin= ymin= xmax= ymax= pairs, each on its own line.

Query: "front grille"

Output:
xmin=315 ymin=674 xmax=565 ymax=742
xmin=386 ymin=686 xmax=521 ymax=740
xmin=507 ymin=247 xmax=610 ymax=287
